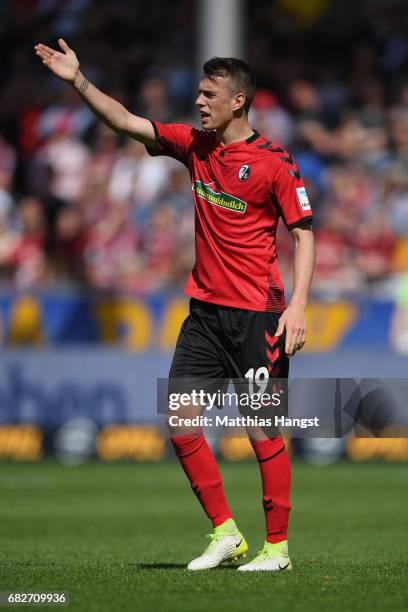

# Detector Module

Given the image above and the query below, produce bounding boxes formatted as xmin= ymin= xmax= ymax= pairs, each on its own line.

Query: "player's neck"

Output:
xmin=216 ymin=117 xmax=255 ymax=146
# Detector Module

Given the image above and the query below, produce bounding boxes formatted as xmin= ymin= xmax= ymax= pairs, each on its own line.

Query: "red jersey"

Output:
xmin=147 ymin=122 xmax=313 ymax=312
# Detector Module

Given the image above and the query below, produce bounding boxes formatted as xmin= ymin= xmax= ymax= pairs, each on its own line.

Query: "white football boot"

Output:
xmin=237 ymin=540 xmax=292 ymax=572
xmin=187 ymin=519 xmax=248 ymax=571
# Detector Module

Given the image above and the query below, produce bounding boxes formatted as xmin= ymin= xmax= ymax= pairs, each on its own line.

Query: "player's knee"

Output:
xmin=166 ymin=408 xmax=202 ymax=439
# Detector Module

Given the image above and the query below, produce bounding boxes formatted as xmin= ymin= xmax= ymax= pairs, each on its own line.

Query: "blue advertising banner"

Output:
xmin=0 ymin=291 xmax=402 ymax=351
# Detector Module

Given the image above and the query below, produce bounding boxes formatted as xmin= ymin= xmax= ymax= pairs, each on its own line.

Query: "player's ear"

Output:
xmin=232 ymin=92 xmax=246 ymax=113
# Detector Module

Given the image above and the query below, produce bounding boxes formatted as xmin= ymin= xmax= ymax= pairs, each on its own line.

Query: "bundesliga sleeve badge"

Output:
xmin=296 ymin=186 xmax=311 ymax=210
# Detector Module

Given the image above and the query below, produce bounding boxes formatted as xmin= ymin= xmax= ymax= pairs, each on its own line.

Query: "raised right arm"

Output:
xmin=34 ymin=39 xmax=156 ymax=147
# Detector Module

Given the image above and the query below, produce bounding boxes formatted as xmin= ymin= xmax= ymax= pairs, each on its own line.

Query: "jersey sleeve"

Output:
xmin=270 ymin=154 xmax=313 ymax=229
xmin=145 ymin=121 xmax=196 ymax=166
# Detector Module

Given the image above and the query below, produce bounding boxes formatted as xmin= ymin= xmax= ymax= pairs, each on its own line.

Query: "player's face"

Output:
xmin=195 ymin=76 xmax=237 ymax=130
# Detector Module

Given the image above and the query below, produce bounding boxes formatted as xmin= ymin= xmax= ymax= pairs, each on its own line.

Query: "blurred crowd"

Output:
xmin=1 ymin=0 xmax=408 ymax=298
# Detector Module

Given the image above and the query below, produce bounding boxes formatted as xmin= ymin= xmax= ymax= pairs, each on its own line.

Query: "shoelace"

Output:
xmin=253 ymin=545 xmax=286 ymax=563
xmin=255 ymin=546 xmax=269 ymax=560
xmin=204 ymin=532 xmax=233 ymax=553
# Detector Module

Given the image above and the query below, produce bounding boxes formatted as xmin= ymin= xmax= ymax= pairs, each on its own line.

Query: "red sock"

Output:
xmin=171 ymin=433 xmax=232 ymax=527
xmin=250 ymin=436 xmax=291 ymax=543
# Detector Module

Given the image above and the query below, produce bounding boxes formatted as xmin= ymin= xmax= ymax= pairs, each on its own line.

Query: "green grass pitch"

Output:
xmin=0 ymin=460 xmax=407 ymax=612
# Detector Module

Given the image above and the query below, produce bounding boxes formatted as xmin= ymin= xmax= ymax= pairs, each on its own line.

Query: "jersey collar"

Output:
xmin=245 ymin=130 xmax=260 ymax=144
xmin=216 ymin=129 xmax=260 ymax=150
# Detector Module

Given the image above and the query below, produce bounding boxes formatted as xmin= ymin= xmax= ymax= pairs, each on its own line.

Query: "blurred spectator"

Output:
xmin=0 ymin=207 xmax=19 ymax=284
xmin=34 ymin=131 xmax=90 ymax=202
xmin=249 ymin=90 xmax=294 ymax=146
xmin=108 ymin=139 xmax=170 ymax=217
xmin=50 ymin=205 xmax=88 ymax=284
xmin=0 ymin=133 xmax=17 ymax=194
xmin=7 ymin=196 xmax=50 ymax=289
xmin=313 ymin=208 xmax=363 ymax=294
xmin=289 ymin=80 xmax=323 ymax=125
xmin=84 ymin=199 xmax=141 ymax=290
xmin=354 ymin=212 xmax=397 ymax=285
xmin=137 ymin=77 xmax=174 ymax=124
xmin=88 ymin=125 xmax=120 ymax=177
xmin=158 ymin=164 xmax=192 ymax=217
xmin=141 ymin=205 xmax=178 ymax=289
xmin=37 ymin=86 xmax=95 ymax=140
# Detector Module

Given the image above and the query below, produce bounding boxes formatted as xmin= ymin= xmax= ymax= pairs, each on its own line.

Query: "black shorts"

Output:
xmin=169 ymin=298 xmax=288 ymax=403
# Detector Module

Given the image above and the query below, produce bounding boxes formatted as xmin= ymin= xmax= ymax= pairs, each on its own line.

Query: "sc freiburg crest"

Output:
xmin=238 ymin=164 xmax=251 ymax=181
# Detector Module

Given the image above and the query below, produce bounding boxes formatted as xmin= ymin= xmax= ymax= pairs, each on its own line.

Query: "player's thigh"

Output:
xmin=169 ymin=313 xmax=228 ymax=381
xmin=168 ymin=313 xmax=228 ymax=433
xmin=235 ymin=311 xmax=288 ymax=376
xmin=235 ymin=311 xmax=289 ymax=439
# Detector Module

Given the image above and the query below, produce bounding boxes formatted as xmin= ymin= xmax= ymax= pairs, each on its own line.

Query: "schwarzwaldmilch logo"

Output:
xmin=238 ymin=164 xmax=251 ymax=181
xmin=192 ymin=180 xmax=247 ymax=213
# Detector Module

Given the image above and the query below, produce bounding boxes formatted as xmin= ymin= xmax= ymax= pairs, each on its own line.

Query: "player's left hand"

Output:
xmin=275 ymin=303 xmax=307 ymax=356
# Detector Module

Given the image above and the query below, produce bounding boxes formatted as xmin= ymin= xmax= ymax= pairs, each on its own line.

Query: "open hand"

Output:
xmin=34 ymin=38 xmax=79 ymax=83
xmin=275 ymin=303 xmax=307 ymax=356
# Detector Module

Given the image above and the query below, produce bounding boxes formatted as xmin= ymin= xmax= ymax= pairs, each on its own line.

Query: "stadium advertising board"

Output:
xmin=0 ymin=292 xmax=399 ymax=351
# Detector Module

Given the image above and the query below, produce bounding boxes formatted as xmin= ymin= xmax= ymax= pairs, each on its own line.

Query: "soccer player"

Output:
xmin=35 ymin=40 xmax=315 ymax=571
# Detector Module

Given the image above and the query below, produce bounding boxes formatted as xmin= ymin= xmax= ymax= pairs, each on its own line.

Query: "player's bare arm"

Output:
xmin=276 ymin=222 xmax=315 ymax=356
xmin=34 ymin=39 xmax=156 ymax=147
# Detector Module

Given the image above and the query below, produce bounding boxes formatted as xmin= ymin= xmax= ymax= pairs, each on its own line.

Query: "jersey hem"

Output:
xmin=144 ymin=120 xmax=159 ymax=156
xmin=184 ymin=289 xmax=284 ymax=314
